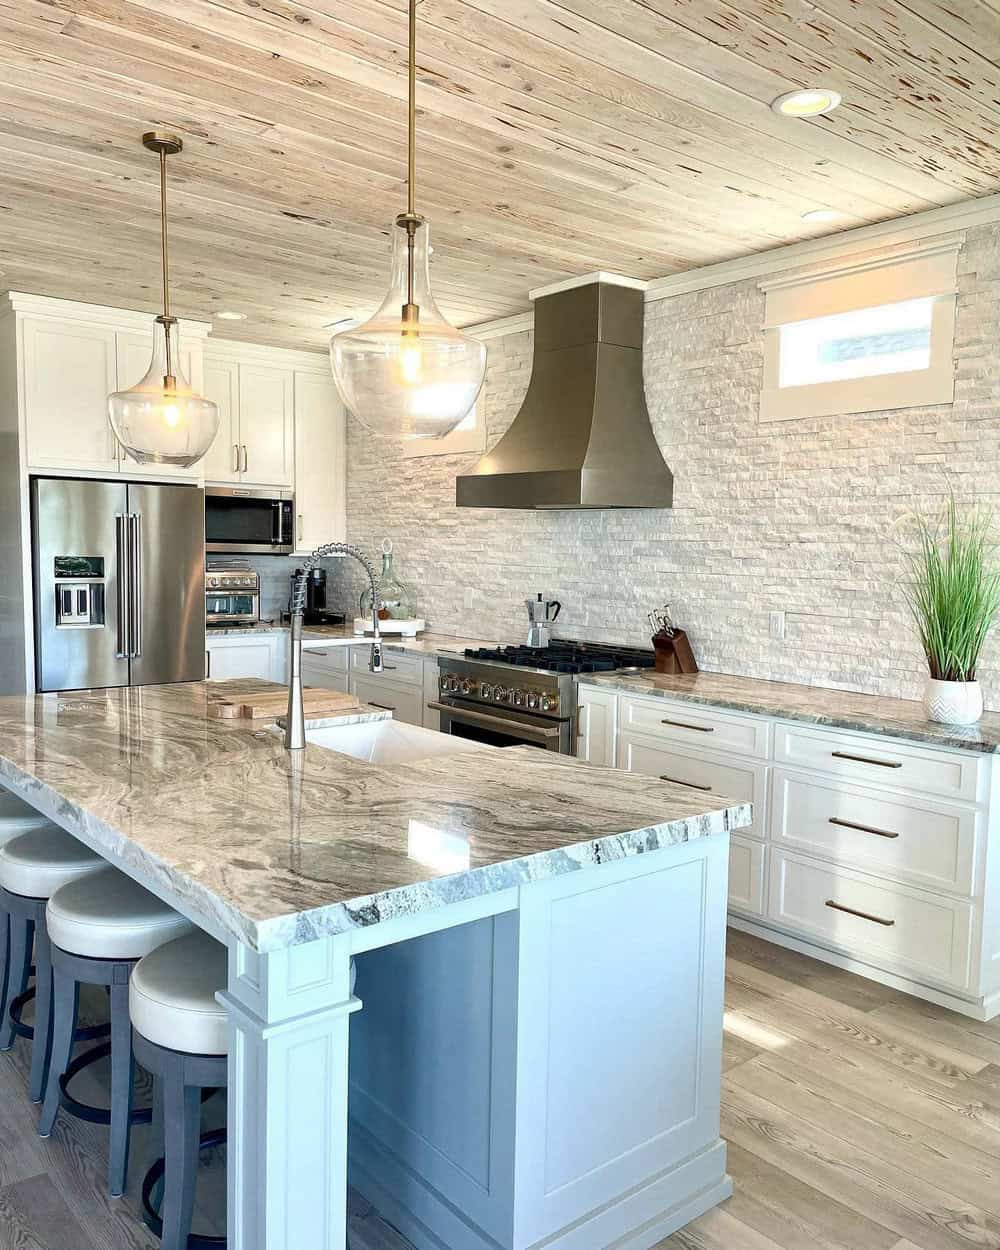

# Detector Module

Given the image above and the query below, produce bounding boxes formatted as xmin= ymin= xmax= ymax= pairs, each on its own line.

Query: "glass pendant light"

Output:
xmin=330 ymin=0 xmax=486 ymax=440
xmin=108 ymin=133 xmax=219 ymax=467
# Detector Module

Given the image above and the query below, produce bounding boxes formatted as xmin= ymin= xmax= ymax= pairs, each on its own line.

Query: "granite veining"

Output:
xmin=0 ymin=683 xmax=749 ymax=952
xmin=581 ymin=670 xmax=1000 ymax=754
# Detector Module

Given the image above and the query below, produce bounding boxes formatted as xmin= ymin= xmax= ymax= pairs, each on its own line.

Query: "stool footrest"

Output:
xmin=9 ymin=985 xmax=111 ymax=1045
xmin=58 ymin=1042 xmax=152 ymax=1128
xmin=141 ymin=1128 xmax=227 ymax=1249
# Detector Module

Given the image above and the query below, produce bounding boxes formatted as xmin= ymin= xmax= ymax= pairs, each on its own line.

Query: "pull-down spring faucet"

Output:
xmin=285 ymin=542 xmax=383 ymax=750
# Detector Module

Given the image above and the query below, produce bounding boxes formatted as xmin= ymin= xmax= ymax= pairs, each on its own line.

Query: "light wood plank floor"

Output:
xmin=2 ymin=930 xmax=999 ymax=1249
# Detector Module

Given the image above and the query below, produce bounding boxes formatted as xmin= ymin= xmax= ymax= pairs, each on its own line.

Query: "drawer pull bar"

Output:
xmin=659 ymin=774 xmax=713 ymax=792
xmin=831 ymin=751 xmax=902 ymax=769
xmin=829 ymin=816 xmax=900 ymax=840
xmin=368 ymin=702 xmax=395 ymax=711
xmin=661 ymin=718 xmax=715 ymax=733
xmin=824 ymin=899 xmax=895 ymax=927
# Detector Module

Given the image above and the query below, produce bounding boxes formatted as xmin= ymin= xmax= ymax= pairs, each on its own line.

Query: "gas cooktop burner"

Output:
xmin=463 ymin=640 xmax=656 ymax=676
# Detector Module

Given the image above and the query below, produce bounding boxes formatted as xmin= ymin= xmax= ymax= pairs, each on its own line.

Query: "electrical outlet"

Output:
xmin=769 ymin=610 xmax=786 ymax=641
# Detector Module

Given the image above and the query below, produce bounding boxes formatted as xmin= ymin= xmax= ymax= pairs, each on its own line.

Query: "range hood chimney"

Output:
xmin=456 ymin=274 xmax=673 ymax=510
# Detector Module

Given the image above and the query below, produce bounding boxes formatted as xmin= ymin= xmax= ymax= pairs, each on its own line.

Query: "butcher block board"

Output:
xmin=207 ymin=681 xmax=359 ymax=721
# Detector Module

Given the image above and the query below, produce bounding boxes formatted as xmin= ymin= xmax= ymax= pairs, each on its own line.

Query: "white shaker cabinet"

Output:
xmin=293 ymin=371 xmax=346 ymax=553
xmin=22 ymin=319 xmax=121 ymax=474
xmin=205 ymin=633 xmax=286 ymax=683
xmin=238 ymin=364 xmax=294 ymax=487
xmin=197 ymin=357 xmax=240 ymax=483
xmin=575 ymin=685 xmax=617 ymax=766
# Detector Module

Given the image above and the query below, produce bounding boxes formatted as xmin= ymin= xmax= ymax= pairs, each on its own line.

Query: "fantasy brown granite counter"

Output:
xmin=0 ymin=681 xmax=750 ymax=953
xmin=581 ymin=669 xmax=1000 ymax=754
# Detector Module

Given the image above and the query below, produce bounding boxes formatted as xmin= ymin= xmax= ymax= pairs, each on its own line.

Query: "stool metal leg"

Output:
xmin=0 ymin=912 xmax=8 ymax=1037
xmin=28 ymin=920 xmax=53 ymax=1103
xmin=161 ymin=1059 xmax=201 ymax=1250
xmin=108 ymin=974 xmax=134 ymax=1199
xmin=0 ymin=913 xmax=31 ymax=1051
xmin=38 ymin=969 xmax=78 ymax=1137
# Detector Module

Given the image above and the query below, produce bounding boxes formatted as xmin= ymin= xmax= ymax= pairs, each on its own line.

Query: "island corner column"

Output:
xmin=220 ymin=932 xmax=361 ymax=1250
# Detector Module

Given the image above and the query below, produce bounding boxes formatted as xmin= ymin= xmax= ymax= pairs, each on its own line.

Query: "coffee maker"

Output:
xmin=525 ymin=593 xmax=561 ymax=648
xmin=290 ymin=567 xmax=346 ymax=627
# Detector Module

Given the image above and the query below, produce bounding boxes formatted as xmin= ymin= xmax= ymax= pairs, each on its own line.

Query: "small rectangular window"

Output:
xmin=759 ymin=242 xmax=959 ymax=422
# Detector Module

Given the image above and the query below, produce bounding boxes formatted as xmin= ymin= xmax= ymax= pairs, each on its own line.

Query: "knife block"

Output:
xmin=651 ymin=629 xmax=699 ymax=675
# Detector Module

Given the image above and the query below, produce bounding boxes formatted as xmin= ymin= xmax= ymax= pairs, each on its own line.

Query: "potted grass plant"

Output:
xmin=901 ymin=493 xmax=1000 ymax=725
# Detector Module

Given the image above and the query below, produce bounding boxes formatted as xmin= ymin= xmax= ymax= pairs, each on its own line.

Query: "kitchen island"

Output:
xmin=0 ymin=682 xmax=751 ymax=1250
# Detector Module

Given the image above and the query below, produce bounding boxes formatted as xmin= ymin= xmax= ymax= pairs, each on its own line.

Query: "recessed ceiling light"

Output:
xmin=802 ymin=208 xmax=842 ymax=223
xmin=214 ymin=310 xmax=246 ymax=321
xmin=771 ymin=88 xmax=842 ymax=118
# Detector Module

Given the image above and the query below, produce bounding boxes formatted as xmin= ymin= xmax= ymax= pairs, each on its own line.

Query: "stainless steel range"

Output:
xmin=431 ymin=641 xmax=656 ymax=754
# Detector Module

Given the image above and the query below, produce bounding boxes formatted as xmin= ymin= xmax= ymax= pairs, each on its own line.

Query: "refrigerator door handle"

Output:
xmin=129 ymin=512 xmax=143 ymax=658
xmin=115 ymin=513 xmax=131 ymax=659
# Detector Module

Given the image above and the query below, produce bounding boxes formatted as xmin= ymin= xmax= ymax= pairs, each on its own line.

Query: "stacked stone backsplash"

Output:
xmin=343 ymin=222 xmax=1000 ymax=707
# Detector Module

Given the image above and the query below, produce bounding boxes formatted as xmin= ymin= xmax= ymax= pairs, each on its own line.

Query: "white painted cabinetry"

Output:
xmin=200 ymin=343 xmax=295 ymax=488
xmin=199 ymin=357 xmax=240 ymax=483
xmin=350 ymin=648 xmax=425 ymax=725
xmin=205 ymin=633 xmax=286 ymax=683
xmin=580 ymin=679 xmax=1000 ymax=1020
xmin=293 ymin=371 xmax=346 ymax=552
xmin=576 ymin=685 xmax=617 ymax=765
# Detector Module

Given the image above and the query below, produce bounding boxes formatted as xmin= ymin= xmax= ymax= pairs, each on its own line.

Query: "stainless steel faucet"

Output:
xmin=285 ymin=542 xmax=384 ymax=750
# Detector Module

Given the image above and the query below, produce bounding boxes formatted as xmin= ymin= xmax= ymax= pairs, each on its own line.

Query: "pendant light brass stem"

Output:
xmin=400 ymin=0 xmax=418 ymax=322
xmin=159 ymin=148 xmax=170 ymax=323
xmin=142 ymin=131 xmax=183 ymax=387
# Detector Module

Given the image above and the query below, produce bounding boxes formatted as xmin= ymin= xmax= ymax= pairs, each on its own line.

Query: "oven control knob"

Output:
xmin=459 ymin=678 xmax=472 ymax=695
xmin=440 ymin=674 xmax=454 ymax=693
xmin=527 ymin=691 xmax=539 ymax=710
xmin=513 ymin=689 xmax=525 ymax=707
xmin=540 ymin=694 xmax=555 ymax=712
xmin=494 ymin=686 xmax=507 ymax=702
xmin=481 ymin=683 xmax=493 ymax=700
xmin=209 ymin=577 xmax=219 ymax=588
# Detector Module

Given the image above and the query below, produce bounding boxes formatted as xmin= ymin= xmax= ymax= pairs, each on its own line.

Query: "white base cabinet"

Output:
xmin=206 ymin=634 xmax=286 ymax=683
xmin=580 ymin=679 xmax=1000 ymax=1020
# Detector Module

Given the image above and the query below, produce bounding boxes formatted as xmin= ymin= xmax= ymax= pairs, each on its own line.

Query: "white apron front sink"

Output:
xmin=306 ymin=719 xmax=492 ymax=765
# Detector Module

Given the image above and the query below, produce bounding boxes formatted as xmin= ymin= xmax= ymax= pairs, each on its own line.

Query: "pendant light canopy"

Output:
xmin=330 ymin=0 xmax=486 ymax=440
xmin=108 ymin=133 xmax=219 ymax=467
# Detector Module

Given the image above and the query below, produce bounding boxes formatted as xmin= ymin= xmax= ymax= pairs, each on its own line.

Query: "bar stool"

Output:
xmin=41 ymin=866 xmax=192 ymax=1197
xmin=0 ymin=790 xmax=55 ymax=1044
xmin=0 ymin=824 xmax=106 ymax=1105
xmin=131 ymin=930 xmax=228 ymax=1250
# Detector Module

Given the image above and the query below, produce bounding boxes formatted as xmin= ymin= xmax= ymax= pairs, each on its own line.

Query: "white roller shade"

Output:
xmin=761 ymin=240 xmax=960 ymax=328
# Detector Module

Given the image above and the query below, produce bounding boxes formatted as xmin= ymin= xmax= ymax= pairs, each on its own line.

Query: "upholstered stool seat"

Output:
xmin=0 ymin=791 xmax=59 ymax=842
xmin=40 ymin=867 xmax=192 ymax=1198
xmin=0 ymin=827 xmax=104 ymax=900
xmin=133 ymin=931 xmax=228 ymax=1250
xmin=131 ymin=931 xmax=228 ymax=1057
xmin=0 ymin=826 xmax=105 ymax=1102
xmin=47 ymin=869 xmax=192 ymax=961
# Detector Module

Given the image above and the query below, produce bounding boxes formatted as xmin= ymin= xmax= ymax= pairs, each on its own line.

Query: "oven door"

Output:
xmin=205 ymin=488 xmax=293 ymax=554
xmin=206 ymin=592 xmax=259 ymax=624
xmin=430 ymin=698 xmax=570 ymax=752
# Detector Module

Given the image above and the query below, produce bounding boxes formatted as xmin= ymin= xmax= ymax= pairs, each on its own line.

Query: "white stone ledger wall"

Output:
xmin=341 ymin=222 xmax=1000 ymax=707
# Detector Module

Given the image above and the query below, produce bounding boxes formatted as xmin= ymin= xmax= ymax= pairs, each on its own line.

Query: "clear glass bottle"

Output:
xmin=360 ymin=539 xmax=416 ymax=621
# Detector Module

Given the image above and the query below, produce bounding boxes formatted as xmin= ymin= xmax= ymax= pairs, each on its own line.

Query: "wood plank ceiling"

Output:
xmin=0 ymin=0 xmax=998 ymax=350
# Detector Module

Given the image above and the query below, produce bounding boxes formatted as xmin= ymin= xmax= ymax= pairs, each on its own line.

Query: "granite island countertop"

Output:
xmin=0 ymin=682 xmax=750 ymax=952
xmin=579 ymin=669 xmax=1000 ymax=754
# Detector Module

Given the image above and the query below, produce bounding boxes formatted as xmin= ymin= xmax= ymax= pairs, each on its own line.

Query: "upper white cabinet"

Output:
xmin=294 ymin=370 xmax=346 ymax=552
xmin=201 ymin=343 xmax=296 ymax=489
xmin=22 ymin=319 xmax=121 ymax=474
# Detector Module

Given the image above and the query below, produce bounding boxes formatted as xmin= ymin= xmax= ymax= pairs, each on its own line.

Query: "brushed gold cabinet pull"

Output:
xmin=661 ymin=718 xmax=714 ymax=732
xmin=829 ymin=816 xmax=900 ymax=840
xmin=368 ymin=702 xmax=394 ymax=711
xmin=824 ymin=899 xmax=895 ymax=926
xmin=659 ymin=774 xmax=713 ymax=792
xmin=831 ymin=751 xmax=902 ymax=769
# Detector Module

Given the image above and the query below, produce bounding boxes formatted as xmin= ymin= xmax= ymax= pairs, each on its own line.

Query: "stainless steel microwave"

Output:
xmin=205 ymin=486 xmax=294 ymax=555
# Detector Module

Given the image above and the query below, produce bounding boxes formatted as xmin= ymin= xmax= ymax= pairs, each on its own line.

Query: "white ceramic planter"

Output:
xmin=923 ymin=678 xmax=984 ymax=726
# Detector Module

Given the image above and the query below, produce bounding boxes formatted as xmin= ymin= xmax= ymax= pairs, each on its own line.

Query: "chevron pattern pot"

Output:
xmin=923 ymin=678 xmax=983 ymax=726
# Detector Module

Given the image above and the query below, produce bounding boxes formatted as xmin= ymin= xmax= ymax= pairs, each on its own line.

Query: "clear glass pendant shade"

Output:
xmin=330 ymin=219 xmax=486 ymax=440
xmin=108 ymin=318 xmax=220 ymax=467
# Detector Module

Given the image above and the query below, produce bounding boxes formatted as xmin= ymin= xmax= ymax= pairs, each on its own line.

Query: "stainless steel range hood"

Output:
xmin=456 ymin=275 xmax=673 ymax=510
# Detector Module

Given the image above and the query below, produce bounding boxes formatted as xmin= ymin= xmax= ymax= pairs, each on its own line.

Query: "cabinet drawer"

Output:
xmin=729 ymin=835 xmax=765 ymax=917
xmin=350 ymin=674 xmax=423 ymax=726
xmin=768 ymin=851 xmax=973 ymax=990
xmin=300 ymin=657 xmax=349 ymax=694
xmin=620 ymin=697 xmax=769 ymax=760
xmin=617 ymin=734 xmax=767 ymax=840
xmin=299 ymin=645 xmax=350 ymax=673
xmin=770 ymin=770 xmax=979 ymax=896
xmin=351 ymin=647 xmax=424 ymax=686
xmin=773 ymin=723 xmax=982 ymax=802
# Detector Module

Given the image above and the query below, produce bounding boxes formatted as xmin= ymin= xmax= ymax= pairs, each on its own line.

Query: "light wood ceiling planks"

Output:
xmin=0 ymin=0 xmax=997 ymax=349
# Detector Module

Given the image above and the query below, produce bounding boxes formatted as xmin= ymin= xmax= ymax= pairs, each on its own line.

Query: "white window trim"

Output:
xmin=758 ymin=240 xmax=959 ymax=422
xmin=401 ymin=394 xmax=486 ymax=457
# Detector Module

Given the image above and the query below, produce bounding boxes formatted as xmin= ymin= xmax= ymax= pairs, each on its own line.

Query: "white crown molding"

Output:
xmin=528 ymin=270 xmax=649 ymax=301
xmin=1 ymin=291 xmax=213 ymax=338
xmin=464 ymin=195 xmax=1000 ymax=340
xmin=757 ymin=234 xmax=964 ymax=293
xmin=204 ymin=335 xmax=329 ymax=371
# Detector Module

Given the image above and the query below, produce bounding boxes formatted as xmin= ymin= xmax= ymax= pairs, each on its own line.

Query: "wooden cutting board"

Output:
xmin=209 ymin=685 xmax=360 ymax=720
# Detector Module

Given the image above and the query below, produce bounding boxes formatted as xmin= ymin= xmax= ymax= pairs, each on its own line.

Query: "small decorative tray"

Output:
xmin=353 ymin=617 xmax=426 ymax=637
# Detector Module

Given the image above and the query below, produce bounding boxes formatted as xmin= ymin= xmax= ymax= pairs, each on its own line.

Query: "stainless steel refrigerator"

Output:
xmin=31 ymin=477 xmax=206 ymax=692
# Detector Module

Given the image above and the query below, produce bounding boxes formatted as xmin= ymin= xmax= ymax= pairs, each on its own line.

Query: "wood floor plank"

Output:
xmin=657 ymin=1205 xmax=788 ymax=1249
xmin=726 ymin=1057 xmax=1000 ymax=1218
xmin=723 ymin=1029 xmax=763 ymax=1072
xmin=867 ymin=1002 xmax=1000 ymax=1067
xmin=0 ymin=1175 xmax=94 ymax=1250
